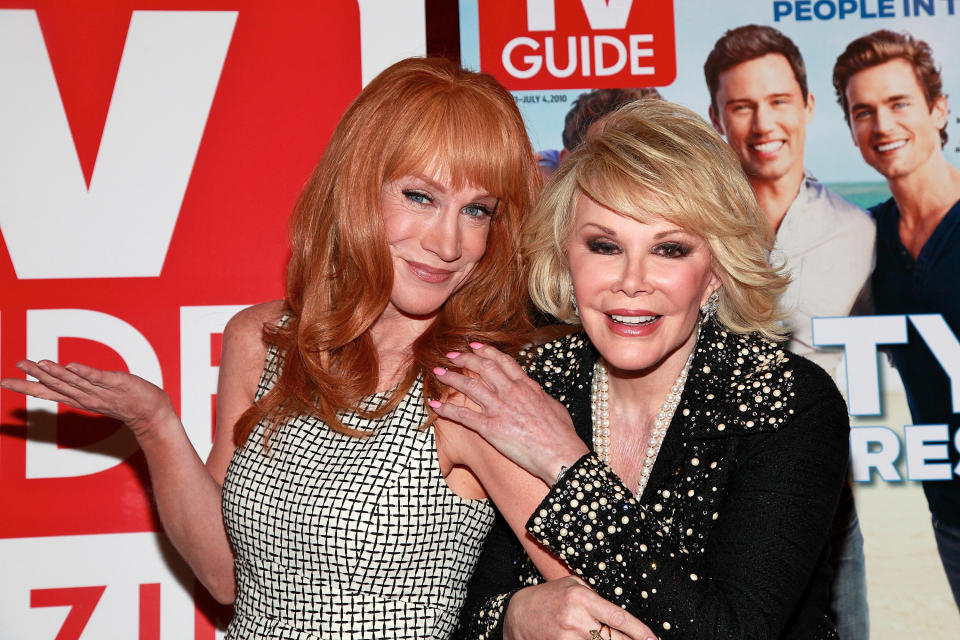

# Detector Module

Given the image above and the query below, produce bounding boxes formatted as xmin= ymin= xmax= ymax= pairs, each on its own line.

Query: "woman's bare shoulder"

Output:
xmin=224 ymin=300 xmax=286 ymax=341
xmin=220 ymin=300 xmax=287 ymax=397
xmin=207 ymin=301 xmax=288 ymax=476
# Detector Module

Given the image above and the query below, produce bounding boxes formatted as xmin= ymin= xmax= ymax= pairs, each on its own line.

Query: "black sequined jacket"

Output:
xmin=454 ymin=322 xmax=849 ymax=640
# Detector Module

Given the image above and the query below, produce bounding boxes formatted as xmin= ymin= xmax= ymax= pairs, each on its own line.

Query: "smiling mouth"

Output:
xmin=407 ymin=260 xmax=453 ymax=284
xmin=609 ymin=313 xmax=659 ymax=326
xmin=875 ymin=140 xmax=906 ymax=153
xmin=749 ymin=141 xmax=783 ymax=153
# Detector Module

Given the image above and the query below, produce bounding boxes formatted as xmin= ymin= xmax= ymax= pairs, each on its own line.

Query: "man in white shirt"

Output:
xmin=705 ymin=25 xmax=876 ymax=640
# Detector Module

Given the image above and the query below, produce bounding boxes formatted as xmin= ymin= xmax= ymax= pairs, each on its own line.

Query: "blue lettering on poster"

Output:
xmin=773 ymin=0 xmax=955 ymax=21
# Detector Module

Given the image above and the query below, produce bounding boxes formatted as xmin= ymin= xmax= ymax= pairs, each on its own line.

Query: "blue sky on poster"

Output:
xmin=459 ymin=0 xmax=959 ymax=185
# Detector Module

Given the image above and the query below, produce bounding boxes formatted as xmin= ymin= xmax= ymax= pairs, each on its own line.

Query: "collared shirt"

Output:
xmin=871 ymin=196 xmax=960 ymax=526
xmin=772 ymin=173 xmax=876 ymax=383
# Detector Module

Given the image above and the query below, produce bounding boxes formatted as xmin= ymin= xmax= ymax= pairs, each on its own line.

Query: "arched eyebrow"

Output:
xmin=582 ymin=222 xmax=617 ymax=235
xmin=883 ymin=93 xmax=913 ymax=104
xmin=579 ymin=223 xmax=692 ymax=241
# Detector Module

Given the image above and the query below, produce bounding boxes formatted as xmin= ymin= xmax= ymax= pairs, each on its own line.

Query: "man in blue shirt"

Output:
xmin=834 ymin=29 xmax=960 ymax=611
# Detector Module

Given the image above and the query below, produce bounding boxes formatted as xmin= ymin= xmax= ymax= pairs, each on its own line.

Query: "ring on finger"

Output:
xmin=592 ymin=624 xmax=612 ymax=640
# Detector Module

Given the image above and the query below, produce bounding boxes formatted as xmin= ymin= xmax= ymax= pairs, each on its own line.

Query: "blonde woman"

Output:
xmin=435 ymin=100 xmax=849 ymax=639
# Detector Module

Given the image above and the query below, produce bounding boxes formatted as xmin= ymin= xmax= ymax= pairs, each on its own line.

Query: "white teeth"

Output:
xmin=610 ymin=314 xmax=657 ymax=325
xmin=876 ymin=140 xmax=906 ymax=152
xmin=751 ymin=141 xmax=783 ymax=153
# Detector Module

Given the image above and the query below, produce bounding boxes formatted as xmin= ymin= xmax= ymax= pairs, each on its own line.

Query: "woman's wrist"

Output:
xmin=130 ymin=403 xmax=183 ymax=448
xmin=542 ymin=444 xmax=591 ymax=486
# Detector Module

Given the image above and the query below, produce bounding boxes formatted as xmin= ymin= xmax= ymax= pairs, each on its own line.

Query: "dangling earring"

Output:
xmin=699 ymin=290 xmax=719 ymax=323
xmin=570 ymin=284 xmax=580 ymax=319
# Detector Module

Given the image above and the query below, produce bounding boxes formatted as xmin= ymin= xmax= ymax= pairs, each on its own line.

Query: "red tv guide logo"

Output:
xmin=478 ymin=0 xmax=676 ymax=90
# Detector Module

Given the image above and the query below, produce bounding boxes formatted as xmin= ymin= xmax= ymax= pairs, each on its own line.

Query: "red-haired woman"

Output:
xmin=1 ymin=58 xmax=649 ymax=639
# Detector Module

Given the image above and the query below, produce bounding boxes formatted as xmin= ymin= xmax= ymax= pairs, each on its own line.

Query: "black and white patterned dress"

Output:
xmin=222 ymin=344 xmax=495 ymax=639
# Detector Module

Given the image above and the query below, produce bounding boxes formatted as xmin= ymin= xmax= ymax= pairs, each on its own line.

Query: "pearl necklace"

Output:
xmin=591 ymin=348 xmax=695 ymax=498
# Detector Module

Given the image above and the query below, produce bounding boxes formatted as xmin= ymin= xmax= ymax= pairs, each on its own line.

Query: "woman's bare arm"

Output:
xmin=435 ymin=410 xmax=572 ymax=580
xmin=431 ymin=342 xmax=589 ymax=578
xmin=205 ymin=301 xmax=282 ymax=481
xmin=0 ymin=300 xmax=281 ymax=604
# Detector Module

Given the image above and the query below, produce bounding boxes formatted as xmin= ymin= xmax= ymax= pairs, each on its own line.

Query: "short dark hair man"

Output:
xmin=706 ymin=24 xmax=875 ymax=640
xmin=834 ymin=29 xmax=960 ymax=611
xmin=561 ymin=87 xmax=662 ymax=152
xmin=536 ymin=87 xmax=662 ymax=179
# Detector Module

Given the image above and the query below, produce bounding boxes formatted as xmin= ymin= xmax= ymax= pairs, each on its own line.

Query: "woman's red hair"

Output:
xmin=234 ymin=57 xmax=539 ymax=443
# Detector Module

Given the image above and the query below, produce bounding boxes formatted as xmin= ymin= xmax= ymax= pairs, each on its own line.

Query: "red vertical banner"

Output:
xmin=1 ymin=1 xmax=366 ymax=638
xmin=0 ymin=0 xmax=361 ymax=539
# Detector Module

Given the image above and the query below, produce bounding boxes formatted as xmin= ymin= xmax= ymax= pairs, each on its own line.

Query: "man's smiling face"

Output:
xmin=710 ymin=53 xmax=814 ymax=186
xmin=844 ymin=58 xmax=948 ymax=181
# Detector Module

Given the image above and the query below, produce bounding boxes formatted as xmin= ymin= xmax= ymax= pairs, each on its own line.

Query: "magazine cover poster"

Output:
xmin=463 ymin=0 xmax=960 ymax=637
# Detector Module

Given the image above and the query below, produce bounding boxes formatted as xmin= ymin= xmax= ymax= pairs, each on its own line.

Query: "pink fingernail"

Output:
xmin=469 ymin=342 xmax=484 ymax=350
xmin=428 ymin=400 xmax=442 ymax=409
xmin=433 ymin=367 xmax=446 ymax=375
xmin=445 ymin=352 xmax=460 ymax=359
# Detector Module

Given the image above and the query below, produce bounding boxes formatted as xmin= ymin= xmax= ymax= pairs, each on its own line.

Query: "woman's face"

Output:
xmin=380 ymin=170 xmax=497 ymax=319
xmin=566 ymin=195 xmax=719 ymax=376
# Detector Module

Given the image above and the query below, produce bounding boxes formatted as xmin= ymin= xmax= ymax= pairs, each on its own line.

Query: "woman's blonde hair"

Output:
xmin=235 ymin=57 xmax=538 ymax=444
xmin=527 ymin=99 xmax=787 ymax=338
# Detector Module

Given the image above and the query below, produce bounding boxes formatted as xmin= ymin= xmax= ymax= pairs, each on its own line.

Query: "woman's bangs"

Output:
xmin=576 ymin=155 xmax=661 ymax=225
xmin=582 ymin=138 xmax=757 ymax=241
xmin=388 ymin=93 xmax=524 ymax=203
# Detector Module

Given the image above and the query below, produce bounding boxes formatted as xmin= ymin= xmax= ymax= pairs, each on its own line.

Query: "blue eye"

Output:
xmin=463 ymin=203 xmax=494 ymax=218
xmin=402 ymin=190 xmax=431 ymax=205
xmin=653 ymin=242 xmax=690 ymax=258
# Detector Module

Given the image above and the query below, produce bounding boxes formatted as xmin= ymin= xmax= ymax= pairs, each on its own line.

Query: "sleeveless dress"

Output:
xmin=222 ymin=343 xmax=495 ymax=639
